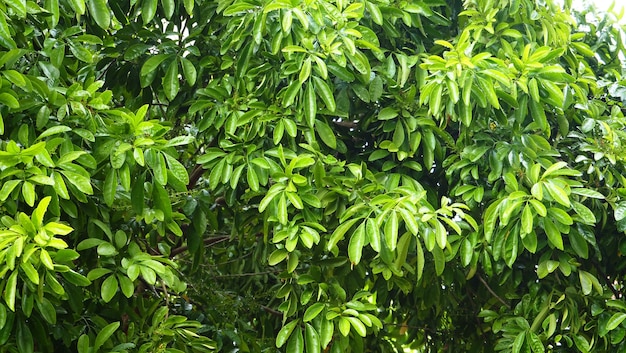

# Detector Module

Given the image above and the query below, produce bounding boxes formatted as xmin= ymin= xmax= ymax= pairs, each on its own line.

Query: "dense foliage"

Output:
xmin=0 ymin=0 xmax=625 ymax=351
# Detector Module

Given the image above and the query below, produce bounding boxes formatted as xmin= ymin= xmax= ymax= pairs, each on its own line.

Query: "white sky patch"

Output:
xmin=570 ymin=0 xmax=626 ymax=24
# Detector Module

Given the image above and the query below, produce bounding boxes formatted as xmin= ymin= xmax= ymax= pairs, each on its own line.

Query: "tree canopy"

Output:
xmin=0 ymin=0 xmax=626 ymax=351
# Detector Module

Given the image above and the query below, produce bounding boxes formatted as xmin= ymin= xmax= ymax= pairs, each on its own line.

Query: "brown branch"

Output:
xmin=477 ymin=273 xmax=511 ymax=309
xmin=261 ymin=305 xmax=283 ymax=317
xmin=213 ymin=270 xmax=280 ymax=278
xmin=187 ymin=164 xmax=205 ymax=189
xmin=170 ymin=236 xmax=230 ymax=257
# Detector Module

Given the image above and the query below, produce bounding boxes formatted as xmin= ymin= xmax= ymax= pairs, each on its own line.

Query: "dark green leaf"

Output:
xmin=93 ymin=321 xmax=120 ymax=353
xmin=87 ymin=0 xmax=110 ymax=29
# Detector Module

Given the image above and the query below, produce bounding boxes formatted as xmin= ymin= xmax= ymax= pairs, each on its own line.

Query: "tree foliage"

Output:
xmin=0 ymin=0 xmax=625 ymax=351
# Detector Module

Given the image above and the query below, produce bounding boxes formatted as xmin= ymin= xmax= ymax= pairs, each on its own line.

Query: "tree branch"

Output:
xmin=477 ymin=273 xmax=511 ymax=309
xmin=261 ymin=305 xmax=282 ymax=317
xmin=187 ymin=164 xmax=205 ymax=189
xmin=214 ymin=270 xmax=280 ymax=278
xmin=170 ymin=236 xmax=230 ymax=258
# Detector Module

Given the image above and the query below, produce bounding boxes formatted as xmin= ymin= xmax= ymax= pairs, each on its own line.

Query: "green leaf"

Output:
xmin=68 ymin=0 xmax=86 ymax=14
xmin=282 ymin=80 xmax=301 ymax=107
xmin=366 ymin=218 xmax=380 ymax=252
xmin=276 ymin=320 xmax=299 ymax=348
xmin=522 ymin=231 xmax=538 ymax=253
xmin=434 ymin=219 xmax=447 ymax=249
xmin=315 ymin=119 xmax=337 ymax=149
xmin=606 ymin=313 xmax=626 ymax=331
xmin=544 ymin=180 xmax=570 ymax=207
xmin=93 ymin=321 xmax=120 ymax=353
xmin=142 ymin=0 xmax=158 ymax=23
xmin=543 ymin=218 xmax=563 ymax=250
xmin=483 ymin=198 xmax=503 ymax=242
xmin=36 ymin=298 xmax=56 ymax=324
xmin=432 ymin=245 xmax=445 ymax=276
xmin=103 ymin=168 xmax=117 ymax=207
xmin=394 ymin=232 xmax=411 ymax=270
xmin=571 ymin=188 xmax=604 ymax=199
xmin=180 ymin=57 xmax=197 ymax=86
xmin=164 ymin=59 xmax=180 ymax=101
xmin=97 ymin=242 xmax=117 ymax=256
xmin=20 ymin=262 xmax=39 ymax=285
xmin=526 ymin=331 xmax=546 ymax=353
xmin=378 ymin=107 xmax=398 ymax=120
xmin=304 ymin=82 xmax=317 ymax=127
xmin=416 ymin=239 xmax=425 ymax=280
xmin=347 ymin=316 xmax=367 ymax=337
xmin=521 ymin=205 xmax=533 ymax=235
xmin=163 ymin=153 xmax=189 ymax=186
xmin=338 ymin=317 xmax=350 ymax=336
xmin=366 ymin=1 xmax=382 ymax=24
xmin=60 ymin=170 xmax=93 ymax=194
xmin=4 ymin=271 xmax=17 ymax=311
xmin=153 ymin=182 xmax=172 ymax=221
xmin=22 ymin=181 xmax=35 ymax=206
xmin=117 ymin=274 xmax=134 ymax=298
xmin=399 ymin=207 xmax=418 ymax=235
xmin=0 ymin=180 xmax=20 ymax=201
xmin=52 ymin=172 xmax=69 ymax=199
xmin=312 ymin=76 xmax=335 ymax=112
xmin=303 ymin=303 xmax=325 ymax=322
xmin=183 ymin=0 xmax=193 ymax=14
xmin=87 ymin=0 xmax=110 ymax=29
xmin=460 ymin=238 xmax=473 ymax=267
xmin=579 ymin=270 xmax=593 ymax=295
xmin=299 ymin=57 xmax=311 ymax=83
xmin=305 ymin=323 xmax=320 ymax=353
xmin=0 ymin=304 xmax=5 ymax=330
xmin=327 ymin=218 xmax=360 ymax=251
xmin=512 ymin=331 xmax=525 ymax=353
xmin=384 ymin=211 xmax=398 ymax=251
xmin=529 ymin=199 xmax=547 ymax=217
xmin=277 ymin=193 xmax=288 ymax=224
xmin=62 ymin=270 xmax=91 ymax=286
xmin=529 ymin=98 xmax=547 ymax=130
xmin=101 ymin=275 xmax=118 ymax=303
xmin=161 ymin=0 xmax=174 ymax=18
xmin=320 ymin=318 xmax=333 ymax=348
xmin=40 ymin=249 xmax=54 ymax=270
xmin=348 ymin=222 xmax=365 ymax=265
xmin=286 ymin=326 xmax=304 ymax=353
xmin=151 ymin=151 xmax=168 ymax=185
xmin=501 ymin=199 xmax=523 ymax=226
xmin=615 ymin=202 xmax=626 ymax=222
xmin=16 ymin=322 xmax=33 ymax=353
xmin=548 ymin=207 xmax=573 ymax=225
xmin=542 ymin=161 xmax=568 ymax=178
xmin=0 ymin=93 xmax=18 ymax=109
xmin=569 ymin=228 xmax=589 ymax=259
xmin=140 ymin=54 xmax=169 ymax=85
xmin=537 ymin=260 xmax=559 ymax=279
xmin=39 ymin=125 xmax=72 ymax=140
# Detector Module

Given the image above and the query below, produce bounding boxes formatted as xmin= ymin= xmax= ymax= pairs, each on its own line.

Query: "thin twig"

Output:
xmin=162 ymin=281 xmax=170 ymax=313
xmin=261 ymin=305 xmax=282 ymax=317
xmin=213 ymin=270 xmax=280 ymax=278
xmin=170 ymin=236 xmax=230 ymax=257
xmin=477 ymin=273 xmax=511 ymax=309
